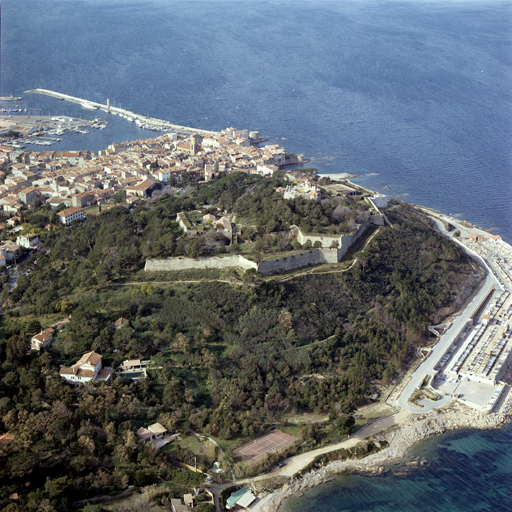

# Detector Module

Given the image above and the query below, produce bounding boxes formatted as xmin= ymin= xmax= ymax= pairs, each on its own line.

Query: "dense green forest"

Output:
xmin=0 ymin=173 xmax=481 ymax=509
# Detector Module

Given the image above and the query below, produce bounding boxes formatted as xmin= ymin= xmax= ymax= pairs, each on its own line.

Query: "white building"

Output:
xmin=57 ymin=206 xmax=84 ymax=226
xmin=157 ymin=170 xmax=171 ymax=181
xmin=30 ymin=328 xmax=54 ymax=351
xmin=59 ymin=351 xmax=112 ymax=384
xmin=16 ymin=233 xmax=39 ymax=249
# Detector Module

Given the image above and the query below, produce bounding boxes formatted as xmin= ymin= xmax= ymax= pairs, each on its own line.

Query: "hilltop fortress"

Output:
xmin=145 ymin=209 xmax=385 ymax=276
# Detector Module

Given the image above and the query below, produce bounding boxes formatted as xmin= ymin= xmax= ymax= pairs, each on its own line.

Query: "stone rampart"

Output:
xmin=144 ymin=255 xmax=257 ymax=272
xmin=257 ymin=248 xmax=339 ymax=275
xmin=295 ymin=229 xmax=341 ymax=248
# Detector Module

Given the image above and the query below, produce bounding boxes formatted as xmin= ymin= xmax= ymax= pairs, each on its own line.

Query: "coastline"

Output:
xmin=251 ymin=391 xmax=512 ymax=512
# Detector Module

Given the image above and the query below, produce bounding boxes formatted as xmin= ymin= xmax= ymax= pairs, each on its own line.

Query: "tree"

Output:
xmin=6 ymin=332 xmax=29 ymax=362
xmin=172 ymin=333 xmax=193 ymax=354
xmin=301 ymin=422 xmax=324 ymax=444
xmin=195 ymin=505 xmax=215 ymax=512
xmin=27 ymin=319 xmax=42 ymax=334
xmin=113 ymin=189 xmax=127 ymax=203
xmin=278 ymin=310 xmax=293 ymax=332
xmin=185 ymin=238 xmax=204 ymax=258
xmin=55 ymin=299 xmax=73 ymax=313
xmin=329 ymin=407 xmax=355 ymax=436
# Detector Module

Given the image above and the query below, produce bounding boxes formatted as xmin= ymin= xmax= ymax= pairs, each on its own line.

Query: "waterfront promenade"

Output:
xmin=25 ymin=88 xmax=219 ymax=136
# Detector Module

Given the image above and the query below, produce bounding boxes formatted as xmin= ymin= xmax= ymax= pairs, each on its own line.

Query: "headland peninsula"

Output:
xmin=0 ymin=104 xmax=511 ymax=512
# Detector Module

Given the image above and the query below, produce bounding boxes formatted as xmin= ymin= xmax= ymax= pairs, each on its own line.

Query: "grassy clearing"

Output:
xmin=274 ymin=424 xmax=302 ymax=439
xmin=161 ymin=435 xmax=202 ymax=457
xmin=210 ymin=436 xmax=237 ymax=453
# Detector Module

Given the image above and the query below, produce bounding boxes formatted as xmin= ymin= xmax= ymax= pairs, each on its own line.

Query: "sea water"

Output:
xmin=285 ymin=424 xmax=512 ymax=512
xmin=2 ymin=1 xmax=512 ymax=509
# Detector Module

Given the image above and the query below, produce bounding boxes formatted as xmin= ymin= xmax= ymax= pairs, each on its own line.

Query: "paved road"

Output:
xmin=209 ymin=482 xmax=236 ymax=512
xmin=397 ymin=215 xmax=503 ymax=413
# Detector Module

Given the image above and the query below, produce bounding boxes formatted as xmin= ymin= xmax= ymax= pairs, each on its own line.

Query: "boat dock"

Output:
xmin=25 ymin=88 xmax=219 ymax=136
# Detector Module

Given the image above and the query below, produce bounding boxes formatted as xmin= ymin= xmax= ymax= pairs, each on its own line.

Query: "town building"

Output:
xmin=30 ymin=328 xmax=54 ymax=351
xmin=17 ymin=186 xmax=39 ymax=205
xmin=125 ymin=179 xmax=156 ymax=198
xmin=0 ymin=241 xmax=20 ymax=263
xmin=72 ymin=191 xmax=94 ymax=208
xmin=57 ymin=206 xmax=84 ymax=226
xmin=59 ymin=351 xmax=113 ymax=384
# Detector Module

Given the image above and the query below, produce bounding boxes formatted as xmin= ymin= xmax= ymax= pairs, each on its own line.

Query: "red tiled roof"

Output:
xmin=78 ymin=351 xmax=102 ymax=366
xmin=57 ymin=206 xmax=83 ymax=217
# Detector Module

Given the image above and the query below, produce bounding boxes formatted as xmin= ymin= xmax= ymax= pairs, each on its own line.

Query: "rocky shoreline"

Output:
xmin=252 ymin=389 xmax=512 ymax=511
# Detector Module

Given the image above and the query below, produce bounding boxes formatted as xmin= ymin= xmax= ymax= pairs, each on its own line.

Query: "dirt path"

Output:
xmin=111 ymin=278 xmax=244 ymax=287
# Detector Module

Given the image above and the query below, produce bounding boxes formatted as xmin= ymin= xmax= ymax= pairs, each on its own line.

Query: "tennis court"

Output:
xmin=234 ymin=430 xmax=298 ymax=462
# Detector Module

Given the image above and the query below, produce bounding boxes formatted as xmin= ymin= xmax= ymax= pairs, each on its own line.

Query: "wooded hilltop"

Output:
xmin=0 ymin=171 xmax=482 ymax=510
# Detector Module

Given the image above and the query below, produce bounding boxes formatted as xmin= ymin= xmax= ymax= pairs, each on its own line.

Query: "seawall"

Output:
xmin=25 ymin=88 xmax=218 ymax=136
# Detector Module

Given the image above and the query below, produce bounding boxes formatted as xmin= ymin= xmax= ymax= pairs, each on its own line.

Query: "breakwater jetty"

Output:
xmin=25 ymin=88 xmax=219 ymax=136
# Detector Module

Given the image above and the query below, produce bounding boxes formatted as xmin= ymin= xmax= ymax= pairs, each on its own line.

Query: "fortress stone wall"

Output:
xmin=145 ymin=214 xmax=383 ymax=276
xmin=144 ymin=254 xmax=257 ymax=272
xmin=257 ymin=248 xmax=339 ymax=275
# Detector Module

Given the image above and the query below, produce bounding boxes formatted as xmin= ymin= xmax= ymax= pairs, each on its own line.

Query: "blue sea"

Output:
xmin=2 ymin=1 xmax=512 ymax=509
xmin=286 ymin=424 xmax=512 ymax=512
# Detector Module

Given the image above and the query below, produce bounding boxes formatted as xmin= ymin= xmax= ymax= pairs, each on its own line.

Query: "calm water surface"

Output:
xmin=285 ymin=424 xmax=512 ymax=512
